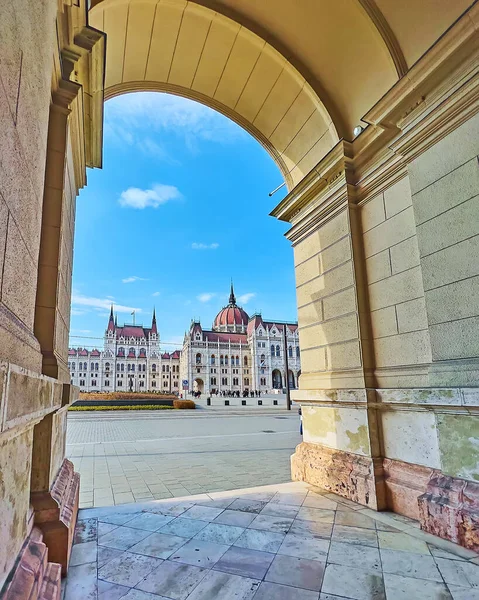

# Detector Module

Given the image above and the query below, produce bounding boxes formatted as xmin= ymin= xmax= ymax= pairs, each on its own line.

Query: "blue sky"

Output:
xmin=70 ymin=92 xmax=297 ymax=350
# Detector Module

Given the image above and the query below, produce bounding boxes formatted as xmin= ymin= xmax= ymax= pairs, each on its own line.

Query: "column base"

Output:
xmin=291 ymin=442 xmax=386 ymax=510
xmin=31 ymin=459 xmax=80 ymax=576
xmin=1 ymin=527 xmax=61 ymax=600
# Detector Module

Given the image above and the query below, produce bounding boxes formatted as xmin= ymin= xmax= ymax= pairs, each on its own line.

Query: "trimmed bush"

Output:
xmin=69 ymin=404 xmax=175 ymax=411
xmin=79 ymin=391 xmax=177 ymax=401
xmin=173 ymin=399 xmax=196 ymax=409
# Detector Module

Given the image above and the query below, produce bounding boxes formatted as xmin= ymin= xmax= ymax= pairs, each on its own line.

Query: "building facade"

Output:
xmin=68 ymin=308 xmax=181 ymax=393
xmin=180 ymin=285 xmax=301 ymax=397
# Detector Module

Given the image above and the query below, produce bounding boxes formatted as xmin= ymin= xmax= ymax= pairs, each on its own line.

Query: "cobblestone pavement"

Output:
xmin=66 ymin=409 xmax=301 ymax=508
xmin=65 ymin=481 xmax=479 ymax=600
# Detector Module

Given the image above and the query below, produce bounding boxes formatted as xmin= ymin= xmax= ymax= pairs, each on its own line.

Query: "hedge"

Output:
xmin=69 ymin=404 xmax=175 ymax=411
xmin=173 ymin=399 xmax=196 ymax=409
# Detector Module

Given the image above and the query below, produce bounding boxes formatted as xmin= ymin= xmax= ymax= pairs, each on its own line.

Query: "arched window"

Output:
xmin=166 ymin=365 xmax=169 ymax=373
xmin=95 ymin=362 xmax=99 ymax=370
xmin=220 ymin=355 xmax=224 ymax=365
xmin=71 ymin=363 xmax=75 ymax=371
xmin=236 ymin=356 xmax=239 ymax=366
xmin=131 ymin=364 xmax=135 ymax=372
xmin=128 ymin=364 xmax=131 ymax=372
xmin=121 ymin=363 xmax=124 ymax=372
xmin=90 ymin=362 xmax=94 ymax=370
xmin=276 ymin=345 xmax=280 ymax=357
xmin=116 ymin=363 xmax=120 ymax=371
xmin=271 ymin=344 xmax=275 ymax=356
xmin=288 ymin=346 xmax=293 ymax=358
xmin=225 ymin=356 xmax=228 ymax=365
xmin=231 ymin=356 xmax=235 ymax=366
xmin=260 ymin=354 xmax=265 ymax=366
xmin=118 ymin=347 xmax=125 ymax=356
xmin=243 ymin=356 xmax=248 ymax=367
xmin=296 ymin=346 xmax=300 ymax=358
xmin=152 ymin=364 xmax=157 ymax=372
xmin=162 ymin=365 xmax=165 ymax=372
xmin=105 ymin=362 xmax=110 ymax=372
xmin=211 ymin=354 xmax=216 ymax=365
xmin=196 ymin=353 xmax=201 ymax=364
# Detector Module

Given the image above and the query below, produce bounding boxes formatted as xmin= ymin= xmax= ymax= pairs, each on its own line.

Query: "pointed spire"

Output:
xmin=151 ymin=307 xmax=158 ymax=334
xmin=114 ymin=314 xmax=118 ymax=327
xmin=229 ymin=280 xmax=236 ymax=306
xmin=107 ymin=304 xmax=115 ymax=331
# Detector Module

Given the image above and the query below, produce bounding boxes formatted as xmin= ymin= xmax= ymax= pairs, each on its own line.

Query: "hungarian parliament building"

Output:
xmin=68 ymin=285 xmax=301 ymax=395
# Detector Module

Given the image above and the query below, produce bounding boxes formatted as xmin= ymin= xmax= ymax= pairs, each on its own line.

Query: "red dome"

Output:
xmin=214 ymin=305 xmax=249 ymax=328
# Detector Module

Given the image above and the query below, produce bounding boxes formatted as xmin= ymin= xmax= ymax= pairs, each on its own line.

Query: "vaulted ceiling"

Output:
xmin=89 ymin=0 xmax=474 ymax=187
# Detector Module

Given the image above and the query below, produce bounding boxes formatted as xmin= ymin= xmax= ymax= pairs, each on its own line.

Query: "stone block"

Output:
xmin=425 ymin=276 xmax=479 ymax=325
xmin=370 ymin=306 xmax=398 ymax=339
xmin=294 ymin=210 xmax=349 ymax=266
xmin=319 ymin=235 xmax=351 ymax=274
xmin=381 ymin=410 xmax=441 ymax=469
xmin=384 ymin=176 xmax=412 ymax=219
xmin=413 ymin=156 xmax=479 ymax=225
xmin=430 ymin=316 xmax=479 ymax=360
xmin=408 ymin=111 xmax=479 ymax=194
xmin=363 ymin=206 xmax=416 ymax=258
xmin=322 ymin=286 xmax=357 ymax=320
xmin=422 ymin=236 xmax=479 ymax=291
xmin=436 ymin=414 xmax=479 ymax=481
xmin=365 ymin=249 xmax=391 ymax=284
xmin=297 ymin=301 xmax=323 ymax=328
xmin=303 ymin=405 xmax=371 ymax=456
xmin=389 ymin=236 xmax=420 ymax=274
xmin=382 ymin=458 xmax=432 ymax=521
xmin=361 ymin=193 xmax=386 ymax=232
xmin=373 ymin=330 xmax=431 ymax=368
xmin=396 ymin=297 xmax=428 ymax=334
xmin=300 ymin=313 xmax=358 ymax=350
xmin=326 ymin=339 xmax=362 ymax=371
xmin=3 ymin=364 xmax=54 ymax=430
xmin=376 ymin=388 xmax=461 ymax=406
xmin=2 ymin=217 xmax=37 ymax=330
xmin=295 ymin=254 xmax=320 ymax=287
xmin=368 ymin=266 xmax=424 ymax=311
xmin=298 ymin=347 xmax=327 ymax=373
xmin=417 ymin=197 xmax=479 ymax=257
xmin=0 ymin=427 xmax=34 ymax=590
xmin=297 ymin=261 xmax=354 ymax=308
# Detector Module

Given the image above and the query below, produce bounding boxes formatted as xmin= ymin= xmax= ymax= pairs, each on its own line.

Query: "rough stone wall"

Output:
xmin=0 ymin=0 xmax=58 ymax=371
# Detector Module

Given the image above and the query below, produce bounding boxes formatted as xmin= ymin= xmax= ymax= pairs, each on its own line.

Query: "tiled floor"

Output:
xmin=66 ymin=411 xmax=299 ymax=508
xmin=64 ymin=481 xmax=479 ymax=600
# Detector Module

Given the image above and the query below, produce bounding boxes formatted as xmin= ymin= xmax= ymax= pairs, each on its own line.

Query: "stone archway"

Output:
xmin=272 ymin=369 xmax=282 ymax=389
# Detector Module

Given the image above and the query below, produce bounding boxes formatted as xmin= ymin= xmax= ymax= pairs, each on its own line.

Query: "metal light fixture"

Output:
xmin=353 ymin=125 xmax=364 ymax=137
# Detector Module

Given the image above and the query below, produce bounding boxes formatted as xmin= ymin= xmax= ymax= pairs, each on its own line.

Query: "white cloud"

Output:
xmin=152 ymin=291 xmax=161 ymax=297
xmin=122 ymin=276 xmax=148 ymax=283
xmin=197 ymin=293 xmax=216 ymax=303
xmin=71 ymin=308 xmax=86 ymax=316
xmin=72 ymin=292 xmax=141 ymax=314
xmin=119 ymin=184 xmax=181 ymax=209
xmin=238 ymin=293 xmax=256 ymax=304
xmin=105 ymin=93 xmax=246 ymax=155
xmin=191 ymin=242 xmax=219 ymax=250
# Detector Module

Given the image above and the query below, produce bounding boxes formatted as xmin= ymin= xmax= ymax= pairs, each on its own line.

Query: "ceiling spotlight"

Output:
xmin=353 ymin=125 xmax=364 ymax=137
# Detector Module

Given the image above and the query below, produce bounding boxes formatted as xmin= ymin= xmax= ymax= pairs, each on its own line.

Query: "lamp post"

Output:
xmin=283 ymin=325 xmax=291 ymax=411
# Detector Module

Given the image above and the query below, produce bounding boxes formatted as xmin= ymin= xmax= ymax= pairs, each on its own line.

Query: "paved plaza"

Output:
xmin=65 ymin=481 xmax=479 ymax=600
xmin=66 ymin=409 xmax=300 ymax=508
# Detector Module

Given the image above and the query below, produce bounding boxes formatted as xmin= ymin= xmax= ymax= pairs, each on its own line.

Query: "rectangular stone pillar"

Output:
xmin=272 ymin=143 xmax=385 ymax=510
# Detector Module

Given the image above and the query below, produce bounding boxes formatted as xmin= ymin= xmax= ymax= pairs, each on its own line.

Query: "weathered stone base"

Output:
xmin=31 ymin=459 xmax=80 ymax=576
xmin=291 ymin=442 xmax=386 ymax=510
xmin=419 ymin=472 xmax=479 ymax=552
xmin=294 ymin=446 xmax=479 ymax=551
xmin=1 ymin=527 xmax=61 ymax=600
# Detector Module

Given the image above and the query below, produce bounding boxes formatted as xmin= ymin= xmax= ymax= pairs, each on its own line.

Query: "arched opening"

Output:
xmin=288 ymin=370 xmax=295 ymax=389
xmin=272 ymin=369 xmax=282 ymax=389
xmin=193 ymin=378 xmax=204 ymax=393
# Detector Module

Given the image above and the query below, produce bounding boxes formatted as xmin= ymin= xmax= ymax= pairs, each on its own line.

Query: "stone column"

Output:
xmin=272 ymin=143 xmax=385 ymax=510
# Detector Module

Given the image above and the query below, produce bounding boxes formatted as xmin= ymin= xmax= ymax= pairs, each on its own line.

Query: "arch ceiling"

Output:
xmin=89 ymin=0 xmax=474 ymax=188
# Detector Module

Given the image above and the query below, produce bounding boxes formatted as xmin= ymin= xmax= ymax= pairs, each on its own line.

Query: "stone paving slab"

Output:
xmin=65 ymin=481 xmax=479 ymax=600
